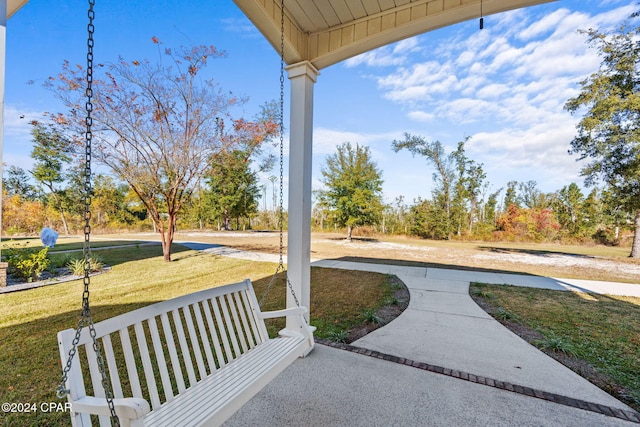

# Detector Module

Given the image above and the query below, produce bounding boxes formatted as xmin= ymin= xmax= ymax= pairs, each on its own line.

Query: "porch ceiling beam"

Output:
xmin=7 ymin=0 xmax=28 ymax=19
xmin=233 ymin=0 xmax=555 ymax=70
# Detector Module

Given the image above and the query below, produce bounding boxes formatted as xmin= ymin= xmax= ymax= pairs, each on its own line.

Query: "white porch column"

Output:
xmin=285 ymin=61 xmax=319 ymax=322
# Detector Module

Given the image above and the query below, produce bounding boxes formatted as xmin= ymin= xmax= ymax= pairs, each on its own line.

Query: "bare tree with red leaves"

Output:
xmin=47 ymin=38 xmax=278 ymax=261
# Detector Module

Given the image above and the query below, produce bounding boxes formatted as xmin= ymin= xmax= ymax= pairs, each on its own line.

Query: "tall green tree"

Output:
xmin=583 ymin=188 xmax=604 ymax=229
xmin=29 ymin=121 xmax=74 ymax=235
xmin=518 ymin=181 xmax=548 ymax=210
xmin=482 ymin=188 xmax=502 ymax=226
xmin=205 ymin=149 xmax=261 ymax=230
xmin=392 ymin=134 xmax=456 ymax=238
xmin=384 ymin=195 xmax=408 ymax=234
xmin=3 ymin=165 xmax=38 ymax=200
xmin=317 ymin=142 xmax=384 ymax=241
xmin=451 ymin=139 xmax=486 ymax=235
xmin=393 ymin=134 xmax=485 ymax=238
xmin=564 ymin=17 xmax=640 ymax=257
xmin=451 ymin=141 xmax=469 ymax=236
xmin=503 ymin=181 xmax=520 ymax=210
xmin=552 ymin=183 xmax=586 ymax=237
xmin=408 ymin=198 xmax=431 ymax=238
xmin=90 ymin=175 xmax=129 ymax=228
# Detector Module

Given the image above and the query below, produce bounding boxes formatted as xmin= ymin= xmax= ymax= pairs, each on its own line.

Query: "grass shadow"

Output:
xmin=58 ymin=243 xmax=192 ymax=268
xmin=329 ymin=255 xmax=537 ymax=276
xmin=477 ymin=246 xmax=596 ymax=259
xmin=325 ymin=237 xmax=381 ymax=243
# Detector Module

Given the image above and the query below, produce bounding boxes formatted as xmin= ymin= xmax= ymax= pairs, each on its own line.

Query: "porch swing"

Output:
xmin=56 ymin=1 xmax=314 ymax=426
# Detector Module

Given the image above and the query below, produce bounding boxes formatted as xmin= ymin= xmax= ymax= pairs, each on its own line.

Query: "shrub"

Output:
xmin=325 ymin=328 xmax=348 ymax=343
xmin=49 ymin=253 xmax=75 ymax=269
xmin=496 ymin=205 xmax=560 ymax=242
xmin=67 ymin=256 xmax=105 ymax=276
xmin=533 ymin=333 xmax=578 ymax=357
xmin=494 ymin=307 xmax=520 ymax=321
xmin=362 ymin=308 xmax=383 ymax=324
xmin=470 ymin=286 xmax=493 ymax=299
xmin=3 ymin=243 xmax=51 ymax=282
xmin=384 ymin=296 xmax=399 ymax=305
xmin=592 ymin=227 xmax=620 ymax=246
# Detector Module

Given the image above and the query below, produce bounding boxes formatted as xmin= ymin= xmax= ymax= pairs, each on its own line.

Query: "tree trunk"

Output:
xmin=161 ymin=214 xmax=177 ymax=262
xmin=50 ymin=192 xmax=70 ymax=235
xmin=222 ymin=209 xmax=231 ymax=231
xmin=156 ymin=214 xmax=176 ymax=262
xmin=347 ymin=225 xmax=353 ymax=242
xmin=631 ymin=210 xmax=640 ymax=259
xmin=59 ymin=210 xmax=70 ymax=235
xmin=469 ymin=198 xmax=477 ymax=234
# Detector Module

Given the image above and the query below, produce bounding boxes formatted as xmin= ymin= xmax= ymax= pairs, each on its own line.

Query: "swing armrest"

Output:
xmin=258 ymin=306 xmax=308 ymax=319
xmin=259 ymin=306 xmax=315 ymax=356
xmin=70 ymin=396 xmax=151 ymax=421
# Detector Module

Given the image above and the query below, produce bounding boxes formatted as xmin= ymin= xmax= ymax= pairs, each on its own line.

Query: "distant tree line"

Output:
xmin=2 ymin=119 xmax=272 ymax=235
xmin=311 ymin=138 xmax=633 ymax=248
xmin=4 ymin=131 xmax=632 ymax=248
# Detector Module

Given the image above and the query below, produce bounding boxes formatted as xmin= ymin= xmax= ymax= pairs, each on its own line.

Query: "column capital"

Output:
xmin=286 ymin=60 xmax=320 ymax=82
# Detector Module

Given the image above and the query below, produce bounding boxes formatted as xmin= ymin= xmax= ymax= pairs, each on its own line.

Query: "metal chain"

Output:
xmin=57 ymin=2 xmax=120 ymax=425
xmin=278 ymin=0 xmax=285 ymax=272
xmin=259 ymin=0 xmax=300 ymax=309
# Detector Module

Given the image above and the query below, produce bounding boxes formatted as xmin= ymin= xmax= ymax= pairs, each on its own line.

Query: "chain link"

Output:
xmin=57 ymin=2 xmax=120 ymax=425
xmin=259 ymin=0 xmax=301 ymax=309
xmin=279 ymin=0 xmax=301 ymax=308
xmin=278 ymin=0 xmax=285 ymax=270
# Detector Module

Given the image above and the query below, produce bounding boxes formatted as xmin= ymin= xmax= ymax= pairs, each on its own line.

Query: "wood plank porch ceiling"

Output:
xmin=233 ymin=0 xmax=554 ymax=69
xmin=7 ymin=0 xmax=29 ymax=19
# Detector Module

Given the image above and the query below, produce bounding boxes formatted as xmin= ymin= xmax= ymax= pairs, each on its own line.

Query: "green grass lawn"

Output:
xmin=470 ymin=283 xmax=640 ymax=412
xmin=1 ymin=237 xmax=149 ymax=252
xmin=0 ymin=244 xmax=397 ymax=426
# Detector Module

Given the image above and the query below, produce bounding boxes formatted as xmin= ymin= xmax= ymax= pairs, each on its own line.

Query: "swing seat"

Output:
xmin=57 ymin=279 xmax=314 ymax=427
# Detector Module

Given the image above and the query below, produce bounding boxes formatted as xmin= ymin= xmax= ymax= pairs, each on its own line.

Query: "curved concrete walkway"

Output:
xmin=218 ymin=254 xmax=640 ymax=426
xmin=314 ymin=259 xmax=639 ymax=406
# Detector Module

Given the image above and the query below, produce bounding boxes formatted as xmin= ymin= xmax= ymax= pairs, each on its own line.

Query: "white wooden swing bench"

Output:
xmin=58 ymin=279 xmax=314 ymax=427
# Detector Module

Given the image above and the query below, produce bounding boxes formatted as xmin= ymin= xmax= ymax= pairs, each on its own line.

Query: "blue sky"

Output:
xmin=4 ymin=0 xmax=636 ymax=209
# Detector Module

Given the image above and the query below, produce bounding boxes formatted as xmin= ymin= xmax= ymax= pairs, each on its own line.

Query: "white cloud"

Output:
xmin=378 ymin=61 xmax=459 ymax=103
xmin=407 ymin=111 xmax=435 ymax=122
xmin=344 ymin=36 xmax=421 ymax=68
xmin=4 ymin=105 xmax=36 ymax=132
xmin=220 ymin=18 xmax=262 ymax=37
xmin=456 ymin=50 xmax=476 ymax=67
xmin=393 ymin=37 xmax=420 ymax=55
xmin=590 ymin=3 xmax=636 ymax=29
xmin=518 ymin=8 xmax=571 ymax=40
xmin=469 ymin=119 xmax=583 ymax=191
xmin=435 ymin=98 xmax=500 ymax=124
xmin=475 ymin=83 xmax=510 ymax=100
xmin=2 ymin=106 xmax=42 ymax=171
xmin=311 ymin=127 xmax=399 ymax=155
xmin=312 ymin=128 xmax=362 ymax=154
xmin=344 ymin=50 xmax=403 ymax=68
xmin=370 ymin=5 xmax=633 ymax=135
